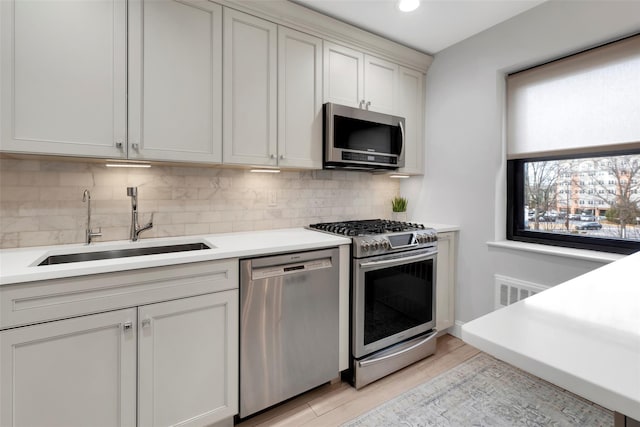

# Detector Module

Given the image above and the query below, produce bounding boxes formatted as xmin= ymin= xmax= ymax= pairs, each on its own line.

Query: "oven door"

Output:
xmin=353 ymin=249 xmax=437 ymax=359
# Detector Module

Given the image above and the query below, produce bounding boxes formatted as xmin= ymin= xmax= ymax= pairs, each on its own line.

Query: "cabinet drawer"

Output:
xmin=0 ymin=259 xmax=238 ymax=329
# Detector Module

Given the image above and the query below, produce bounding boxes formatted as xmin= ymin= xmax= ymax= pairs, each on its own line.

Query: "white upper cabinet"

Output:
xmin=128 ymin=0 xmax=222 ymax=163
xmin=363 ymin=55 xmax=398 ymax=115
xmin=397 ymin=66 xmax=425 ymax=174
xmin=223 ymin=9 xmax=278 ymax=166
xmin=0 ymin=0 xmax=127 ymax=158
xmin=323 ymin=42 xmax=364 ymax=109
xmin=1 ymin=1 xmax=427 ymax=171
xmin=277 ymin=27 xmax=323 ymax=169
xmin=323 ymin=42 xmax=398 ymax=115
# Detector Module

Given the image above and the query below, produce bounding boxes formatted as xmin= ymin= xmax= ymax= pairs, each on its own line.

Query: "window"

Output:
xmin=508 ymin=153 xmax=640 ymax=254
xmin=506 ymin=34 xmax=640 ymax=255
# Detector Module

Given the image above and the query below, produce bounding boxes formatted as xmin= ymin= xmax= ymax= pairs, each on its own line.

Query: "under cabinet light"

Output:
xmin=389 ymin=174 xmax=410 ymax=179
xmin=105 ymin=161 xmax=151 ymax=168
xmin=250 ymin=168 xmax=281 ymax=173
xmin=398 ymin=0 xmax=420 ymax=12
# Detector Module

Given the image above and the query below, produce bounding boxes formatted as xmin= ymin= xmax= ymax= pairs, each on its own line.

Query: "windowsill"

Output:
xmin=487 ymin=240 xmax=625 ymax=264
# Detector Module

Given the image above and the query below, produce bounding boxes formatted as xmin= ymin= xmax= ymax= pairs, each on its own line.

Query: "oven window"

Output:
xmin=363 ymin=258 xmax=434 ymax=345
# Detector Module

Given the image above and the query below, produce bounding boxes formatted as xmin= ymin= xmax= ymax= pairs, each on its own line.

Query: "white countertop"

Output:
xmin=0 ymin=228 xmax=351 ymax=285
xmin=414 ymin=222 xmax=460 ymax=233
xmin=462 ymin=250 xmax=640 ymax=420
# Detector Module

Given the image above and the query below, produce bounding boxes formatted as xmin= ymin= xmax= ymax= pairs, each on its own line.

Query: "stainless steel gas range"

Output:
xmin=309 ymin=219 xmax=438 ymax=388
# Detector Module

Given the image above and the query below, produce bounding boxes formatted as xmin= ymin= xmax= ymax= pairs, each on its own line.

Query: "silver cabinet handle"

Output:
xmin=365 ymin=101 xmax=371 ymax=110
xmin=270 ymin=154 xmax=276 ymax=159
xmin=132 ymin=143 xmax=140 ymax=151
xmin=141 ymin=318 xmax=151 ymax=328
xmin=359 ymin=99 xmax=365 ymax=109
xmin=115 ymin=141 xmax=124 ymax=149
xmin=280 ymin=154 xmax=285 ymax=160
xmin=123 ymin=322 xmax=133 ymax=331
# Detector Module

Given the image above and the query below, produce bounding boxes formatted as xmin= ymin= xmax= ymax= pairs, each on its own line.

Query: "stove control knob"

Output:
xmin=372 ymin=240 xmax=380 ymax=250
xmin=361 ymin=242 xmax=370 ymax=252
xmin=382 ymin=240 xmax=390 ymax=249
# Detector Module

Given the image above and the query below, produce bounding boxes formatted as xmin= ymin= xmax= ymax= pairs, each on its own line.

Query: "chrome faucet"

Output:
xmin=127 ymin=187 xmax=154 ymax=241
xmin=82 ymin=189 xmax=102 ymax=244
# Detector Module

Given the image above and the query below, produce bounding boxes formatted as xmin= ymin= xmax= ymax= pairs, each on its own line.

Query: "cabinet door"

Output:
xmin=138 ymin=291 xmax=239 ymax=427
xmin=323 ymin=42 xmax=364 ymax=108
xmin=436 ymin=232 xmax=456 ymax=331
xmin=278 ymin=27 xmax=323 ymax=169
xmin=363 ymin=54 xmax=398 ymax=115
xmin=0 ymin=309 xmax=137 ymax=427
xmin=0 ymin=0 xmax=126 ymax=158
xmin=223 ymin=9 xmax=277 ymax=166
xmin=398 ymin=66 xmax=425 ymax=174
xmin=128 ymin=0 xmax=222 ymax=163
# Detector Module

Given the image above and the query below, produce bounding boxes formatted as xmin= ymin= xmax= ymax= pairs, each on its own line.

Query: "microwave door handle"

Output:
xmin=398 ymin=121 xmax=405 ymax=159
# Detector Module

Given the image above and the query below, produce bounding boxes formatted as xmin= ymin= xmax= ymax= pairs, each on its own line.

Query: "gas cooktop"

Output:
xmin=309 ymin=219 xmax=437 ymax=258
xmin=309 ymin=219 xmax=426 ymax=237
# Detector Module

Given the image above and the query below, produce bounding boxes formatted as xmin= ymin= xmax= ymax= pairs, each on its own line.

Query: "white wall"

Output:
xmin=404 ymin=1 xmax=640 ymax=323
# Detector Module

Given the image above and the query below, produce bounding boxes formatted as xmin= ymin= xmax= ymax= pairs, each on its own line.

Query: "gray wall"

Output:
xmin=404 ymin=1 xmax=640 ymax=323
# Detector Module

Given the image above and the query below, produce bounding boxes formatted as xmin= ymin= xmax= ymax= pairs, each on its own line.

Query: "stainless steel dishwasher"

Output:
xmin=239 ymin=247 xmax=340 ymax=418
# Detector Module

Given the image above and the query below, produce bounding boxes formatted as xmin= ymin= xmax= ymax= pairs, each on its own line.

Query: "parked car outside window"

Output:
xmin=575 ymin=222 xmax=603 ymax=230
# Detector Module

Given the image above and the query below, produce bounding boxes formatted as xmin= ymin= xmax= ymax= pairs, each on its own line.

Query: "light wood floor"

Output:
xmin=236 ymin=334 xmax=480 ymax=427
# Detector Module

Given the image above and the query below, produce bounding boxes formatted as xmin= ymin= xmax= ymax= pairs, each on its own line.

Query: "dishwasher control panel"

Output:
xmin=251 ymin=258 xmax=332 ymax=280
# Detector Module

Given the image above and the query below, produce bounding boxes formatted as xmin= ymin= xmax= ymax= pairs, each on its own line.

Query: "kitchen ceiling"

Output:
xmin=292 ymin=0 xmax=547 ymax=54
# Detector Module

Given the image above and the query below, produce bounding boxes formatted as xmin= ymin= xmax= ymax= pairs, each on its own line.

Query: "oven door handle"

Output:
xmin=358 ymin=330 xmax=438 ymax=368
xmin=359 ymin=251 xmax=437 ymax=269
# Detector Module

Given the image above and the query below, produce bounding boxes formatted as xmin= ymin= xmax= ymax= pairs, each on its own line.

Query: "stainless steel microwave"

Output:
xmin=323 ymin=103 xmax=405 ymax=170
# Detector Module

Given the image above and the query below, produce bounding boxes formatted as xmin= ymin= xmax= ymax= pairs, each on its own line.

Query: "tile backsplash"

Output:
xmin=0 ymin=158 xmax=400 ymax=248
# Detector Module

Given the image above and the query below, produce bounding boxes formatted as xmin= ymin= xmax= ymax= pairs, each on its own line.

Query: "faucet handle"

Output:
xmin=148 ymin=212 xmax=154 ymax=226
xmin=127 ymin=187 xmax=137 ymax=197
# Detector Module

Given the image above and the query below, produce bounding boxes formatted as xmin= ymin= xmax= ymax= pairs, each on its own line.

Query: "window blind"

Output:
xmin=507 ymin=34 xmax=640 ymax=160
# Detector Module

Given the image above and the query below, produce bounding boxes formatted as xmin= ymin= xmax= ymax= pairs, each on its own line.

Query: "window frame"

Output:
xmin=506 ymin=151 xmax=640 ymax=255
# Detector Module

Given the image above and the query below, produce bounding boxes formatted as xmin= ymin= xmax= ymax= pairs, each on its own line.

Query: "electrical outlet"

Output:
xmin=268 ymin=190 xmax=277 ymax=207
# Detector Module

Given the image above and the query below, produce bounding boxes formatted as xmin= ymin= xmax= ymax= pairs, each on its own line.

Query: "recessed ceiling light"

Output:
xmin=398 ymin=0 xmax=420 ymax=12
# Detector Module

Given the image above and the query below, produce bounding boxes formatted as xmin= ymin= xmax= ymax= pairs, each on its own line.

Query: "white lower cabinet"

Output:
xmin=0 ymin=259 xmax=239 ymax=427
xmin=0 ymin=308 xmax=138 ymax=427
xmin=0 ymin=292 xmax=238 ymax=427
xmin=138 ymin=291 xmax=238 ymax=427
xmin=436 ymin=231 xmax=457 ymax=332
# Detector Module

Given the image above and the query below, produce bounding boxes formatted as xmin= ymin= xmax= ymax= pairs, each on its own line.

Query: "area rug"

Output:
xmin=342 ymin=353 xmax=612 ymax=427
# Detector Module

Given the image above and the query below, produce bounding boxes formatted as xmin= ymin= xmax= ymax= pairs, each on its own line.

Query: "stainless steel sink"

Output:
xmin=38 ymin=242 xmax=213 ymax=266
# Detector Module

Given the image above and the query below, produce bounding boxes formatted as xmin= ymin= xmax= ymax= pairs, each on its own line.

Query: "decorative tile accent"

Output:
xmin=0 ymin=159 xmax=401 ymax=248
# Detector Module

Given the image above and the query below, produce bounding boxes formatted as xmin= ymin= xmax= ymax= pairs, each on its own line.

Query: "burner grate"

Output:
xmin=309 ymin=219 xmax=426 ymax=236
